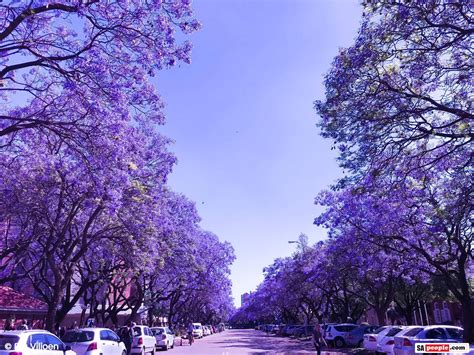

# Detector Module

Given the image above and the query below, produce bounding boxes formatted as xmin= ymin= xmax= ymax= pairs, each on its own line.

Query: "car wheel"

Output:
xmin=357 ymin=340 xmax=363 ymax=348
xmin=335 ymin=337 xmax=345 ymax=348
xmin=122 ymin=351 xmax=127 ymax=355
xmin=151 ymin=347 xmax=156 ymax=355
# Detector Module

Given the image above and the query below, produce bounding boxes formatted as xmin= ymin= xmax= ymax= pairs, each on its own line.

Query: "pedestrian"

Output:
xmin=16 ymin=319 xmax=29 ymax=330
xmin=120 ymin=325 xmax=133 ymax=355
xmin=312 ymin=324 xmax=327 ymax=355
xmin=4 ymin=317 xmax=14 ymax=331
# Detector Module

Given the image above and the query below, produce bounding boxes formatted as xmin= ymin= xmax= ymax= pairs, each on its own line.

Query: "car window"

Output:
xmin=28 ymin=334 xmax=48 ymax=349
xmin=144 ymin=327 xmax=151 ymax=336
xmin=405 ymin=328 xmax=424 ymax=337
xmin=62 ymin=331 xmax=94 ymax=342
xmin=0 ymin=335 xmax=20 ymax=350
xmin=133 ymin=327 xmax=142 ymax=336
xmin=100 ymin=330 xmax=109 ymax=341
xmin=45 ymin=334 xmax=65 ymax=351
xmin=445 ymin=328 xmax=463 ymax=340
xmin=386 ymin=328 xmax=403 ymax=337
xmin=107 ymin=330 xmax=120 ymax=342
xmin=374 ymin=327 xmax=388 ymax=334
xmin=335 ymin=325 xmax=358 ymax=332
xmin=153 ymin=328 xmax=164 ymax=335
xmin=425 ymin=328 xmax=446 ymax=339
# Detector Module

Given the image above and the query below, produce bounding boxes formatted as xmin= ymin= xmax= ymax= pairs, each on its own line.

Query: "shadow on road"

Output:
xmin=214 ymin=329 xmax=315 ymax=354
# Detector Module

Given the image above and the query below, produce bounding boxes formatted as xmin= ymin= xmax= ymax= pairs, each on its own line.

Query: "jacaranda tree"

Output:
xmin=1 ymin=0 xmax=235 ymax=331
xmin=315 ymin=0 xmax=473 ymax=342
xmin=1 ymin=0 xmax=199 ymax=151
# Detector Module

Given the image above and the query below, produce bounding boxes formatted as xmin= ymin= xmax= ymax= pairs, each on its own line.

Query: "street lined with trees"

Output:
xmin=0 ymin=0 xmax=234 ymax=331
xmin=233 ymin=0 xmax=473 ymax=343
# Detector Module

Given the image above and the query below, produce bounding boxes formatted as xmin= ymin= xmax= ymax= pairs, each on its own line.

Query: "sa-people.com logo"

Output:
xmin=415 ymin=343 xmax=470 ymax=353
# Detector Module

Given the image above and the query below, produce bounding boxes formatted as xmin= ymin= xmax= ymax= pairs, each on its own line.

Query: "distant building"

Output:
xmin=241 ymin=292 xmax=250 ymax=306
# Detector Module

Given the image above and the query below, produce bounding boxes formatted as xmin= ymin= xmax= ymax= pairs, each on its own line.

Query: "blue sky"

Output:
xmin=156 ymin=0 xmax=362 ymax=306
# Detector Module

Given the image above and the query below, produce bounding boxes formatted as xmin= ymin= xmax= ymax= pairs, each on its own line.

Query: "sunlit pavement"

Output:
xmin=168 ymin=329 xmax=316 ymax=354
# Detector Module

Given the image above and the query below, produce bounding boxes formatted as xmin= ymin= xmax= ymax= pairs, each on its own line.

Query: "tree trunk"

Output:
xmin=461 ymin=298 xmax=474 ymax=343
xmin=375 ymin=308 xmax=386 ymax=326
xmin=403 ymin=307 xmax=413 ymax=325
xmin=45 ymin=303 xmax=58 ymax=332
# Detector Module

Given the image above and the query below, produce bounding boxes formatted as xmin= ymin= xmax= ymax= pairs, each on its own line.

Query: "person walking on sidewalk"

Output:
xmin=312 ymin=324 xmax=327 ymax=355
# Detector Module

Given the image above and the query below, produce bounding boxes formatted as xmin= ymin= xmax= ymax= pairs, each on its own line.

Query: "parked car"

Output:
xmin=150 ymin=327 xmax=174 ymax=351
xmin=205 ymin=325 xmax=214 ymax=334
xmin=281 ymin=325 xmax=299 ymax=337
xmin=394 ymin=325 xmax=463 ymax=355
xmin=129 ymin=325 xmax=156 ymax=354
xmin=324 ymin=324 xmax=360 ymax=348
xmin=322 ymin=323 xmax=338 ymax=338
xmin=364 ymin=326 xmax=400 ymax=352
xmin=293 ymin=325 xmax=315 ymax=338
xmin=203 ymin=326 xmax=211 ymax=336
xmin=271 ymin=325 xmax=281 ymax=334
xmin=63 ymin=328 xmax=126 ymax=355
xmin=192 ymin=323 xmax=204 ymax=339
xmin=0 ymin=330 xmax=76 ymax=355
xmin=346 ymin=325 xmax=380 ymax=347
xmin=376 ymin=326 xmax=405 ymax=355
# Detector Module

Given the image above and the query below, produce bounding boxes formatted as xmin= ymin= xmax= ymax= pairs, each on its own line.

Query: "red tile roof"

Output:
xmin=0 ymin=286 xmax=47 ymax=312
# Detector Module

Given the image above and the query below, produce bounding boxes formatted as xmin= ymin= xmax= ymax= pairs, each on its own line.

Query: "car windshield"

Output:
xmin=446 ymin=328 xmax=463 ymax=340
xmin=194 ymin=325 xmax=201 ymax=329
xmin=0 ymin=335 xmax=20 ymax=350
xmin=62 ymin=331 xmax=94 ymax=342
xmin=374 ymin=327 xmax=388 ymax=334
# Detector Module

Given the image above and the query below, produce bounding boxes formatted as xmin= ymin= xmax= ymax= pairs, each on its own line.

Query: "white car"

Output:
xmin=324 ymin=324 xmax=359 ymax=348
xmin=203 ymin=326 xmax=211 ymax=336
xmin=63 ymin=328 xmax=126 ymax=355
xmin=0 ymin=330 xmax=76 ymax=355
xmin=363 ymin=326 xmax=391 ymax=352
xmin=192 ymin=323 xmax=203 ymax=339
xmin=394 ymin=326 xmax=463 ymax=355
xmin=129 ymin=325 xmax=156 ymax=354
xmin=150 ymin=327 xmax=174 ymax=351
xmin=376 ymin=326 xmax=405 ymax=355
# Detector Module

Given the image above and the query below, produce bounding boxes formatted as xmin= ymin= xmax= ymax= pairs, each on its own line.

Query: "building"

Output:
xmin=0 ymin=286 xmax=47 ymax=329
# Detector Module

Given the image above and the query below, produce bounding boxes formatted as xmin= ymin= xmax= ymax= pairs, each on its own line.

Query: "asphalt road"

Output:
xmin=167 ymin=329 xmax=316 ymax=354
